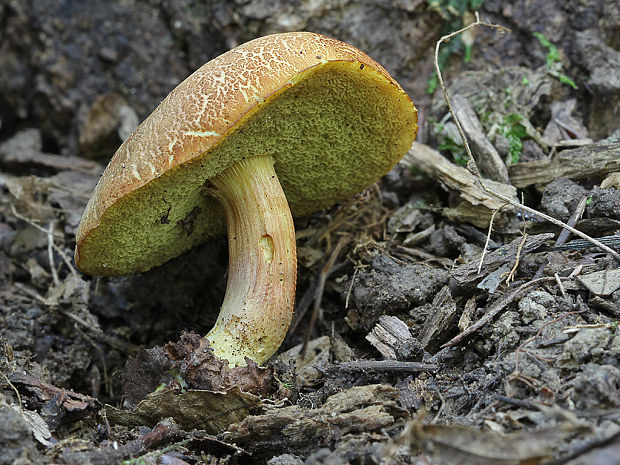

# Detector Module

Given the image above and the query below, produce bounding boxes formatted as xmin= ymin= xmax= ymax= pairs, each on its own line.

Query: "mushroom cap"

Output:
xmin=76 ymin=32 xmax=418 ymax=276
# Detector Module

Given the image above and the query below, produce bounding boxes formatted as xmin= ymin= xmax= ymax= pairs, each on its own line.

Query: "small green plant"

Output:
xmin=533 ymin=32 xmax=578 ymax=90
xmin=434 ymin=120 xmax=468 ymax=166
xmin=439 ymin=136 xmax=468 ymax=166
xmin=426 ymin=0 xmax=486 ymax=94
xmin=501 ymin=113 xmax=527 ymax=165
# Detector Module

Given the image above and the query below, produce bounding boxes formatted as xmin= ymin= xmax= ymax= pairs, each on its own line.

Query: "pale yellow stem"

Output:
xmin=205 ymin=156 xmax=297 ymax=366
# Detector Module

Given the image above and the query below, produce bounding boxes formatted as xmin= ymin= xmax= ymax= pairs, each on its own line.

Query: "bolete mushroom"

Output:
xmin=75 ymin=32 xmax=418 ymax=366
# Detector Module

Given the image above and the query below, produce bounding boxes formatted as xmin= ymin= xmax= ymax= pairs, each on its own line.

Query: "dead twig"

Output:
xmin=327 ymin=360 xmax=439 ymax=374
xmin=494 ymin=394 xmax=540 ymax=411
xmin=57 ymin=308 xmax=136 ymax=354
xmin=300 ymin=236 xmax=350 ymax=357
xmin=14 ymin=282 xmax=53 ymax=306
xmin=344 ymin=266 xmax=360 ymax=309
xmin=533 ymin=194 xmax=588 ymax=279
xmin=478 ymin=206 xmax=504 ymax=274
xmin=441 ymin=276 xmax=558 ymax=349
xmin=10 ymin=204 xmax=63 ymax=237
xmin=432 ymin=384 xmax=446 ymax=424
xmin=544 ymin=429 xmax=620 ymax=465
xmin=0 ymin=371 xmax=23 ymax=413
xmin=548 ymin=235 xmax=620 ymax=252
xmin=47 ymin=221 xmax=60 ymax=286
xmin=434 ymin=12 xmax=620 ymax=263
xmin=10 ymin=203 xmax=78 ymax=278
xmin=554 ymin=272 xmax=567 ymax=298
xmin=502 ymin=233 xmax=527 ymax=284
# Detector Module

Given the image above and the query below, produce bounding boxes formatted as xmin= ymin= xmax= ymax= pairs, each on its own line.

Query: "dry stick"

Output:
xmin=478 ymin=205 xmax=505 ymax=274
xmin=14 ymin=282 xmax=52 ymax=305
xmin=328 ymin=360 xmax=439 ymax=374
xmin=344 ymin=266 xmax=360 ymax=309
xmin=441 ymin=276 xmax=557 ymax=348
xmin=57 ymin=308 xmax=136 ymax=353
xmin=554 ymin=272 xmax=567 ymax=298
xmin=10 ymin=204 xmax=78 ymax=278
xmin=502 ymin=233 xmax=528 ymax=284
xmin=544 ymin=430 xmax=620 ymax=465
xmin=434 ymin=13 xmax=620 ymax=263
xmin=533 ymin=194 xmax=588 ymax=280
xmin=47 ymin=221 xmax=60 ymax=286
xmin=300 ymin=236 xmax=350 ymax=357
xmin=0 ymin=371 xmax=23 ymax=413
xmin=10 ymin=204 xmax=64 ymax=238
xmin=494 ymin=394 xmax=540 ymax=411
xmin=556 ymin=195 xmax=589 ymax=246
xmin=432 ymin=384 xmax=446 ymax=424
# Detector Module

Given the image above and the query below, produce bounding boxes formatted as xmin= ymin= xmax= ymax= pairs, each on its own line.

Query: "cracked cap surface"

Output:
xmin=75 ymin=32 xmax=418 ymax=276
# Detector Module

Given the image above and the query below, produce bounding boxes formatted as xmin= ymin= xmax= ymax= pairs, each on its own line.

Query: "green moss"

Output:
xmin=79 ymin=61 xmax=417 ymax=276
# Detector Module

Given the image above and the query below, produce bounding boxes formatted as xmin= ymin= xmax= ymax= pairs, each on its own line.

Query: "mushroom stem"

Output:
xmin=205 ymin=155 xmax=297 ymax=366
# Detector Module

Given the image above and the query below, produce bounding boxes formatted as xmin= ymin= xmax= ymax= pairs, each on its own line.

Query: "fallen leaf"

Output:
xmin=106 ymin=386 xmax=263 ymax=434
xmin=406 ymin=423 xmax=576 ymax=465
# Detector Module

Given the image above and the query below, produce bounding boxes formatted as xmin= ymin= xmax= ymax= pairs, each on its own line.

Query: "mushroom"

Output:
xmin=75 ymin=32 xmax=418 ymax=366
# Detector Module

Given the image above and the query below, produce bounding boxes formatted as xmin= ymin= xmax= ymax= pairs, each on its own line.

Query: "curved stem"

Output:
xmin=205 ymin=156 xmax=297 ymax=366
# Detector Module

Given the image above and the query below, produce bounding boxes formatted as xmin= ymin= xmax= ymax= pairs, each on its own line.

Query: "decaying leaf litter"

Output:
xmin=1 ymin=1 xmax=620 ymax=464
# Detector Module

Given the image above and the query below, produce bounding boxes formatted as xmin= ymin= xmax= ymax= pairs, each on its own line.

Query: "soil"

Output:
xmin=1 ymin=1 xmax=619 ymax=464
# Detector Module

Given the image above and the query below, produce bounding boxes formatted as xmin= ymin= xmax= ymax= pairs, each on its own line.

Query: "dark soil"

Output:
xmin=1 ymin=1 xmax=619 ymax=464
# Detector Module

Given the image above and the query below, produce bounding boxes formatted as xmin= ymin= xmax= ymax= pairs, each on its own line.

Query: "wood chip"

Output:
xmin=366 ymin=315 xmax=414 ymax=360
xmin=404 ymin=422 xmax=577 ymax=465
xmin=601 ymin=172 xmax=620 ymax=190
xmin=405 ymin=142 xmax=518 ymax=227
xmin=509 ymin=140 xmax=620 ymax=188
xmin=577 ymin=269 xmax=620 ymax=296
xmin=458 ymin=296 xmax=477 ymax=331
xmin=223 ymin=384 xmax=408 ymax=456
xmin=418 ymin=285 xmax=457 ymax=349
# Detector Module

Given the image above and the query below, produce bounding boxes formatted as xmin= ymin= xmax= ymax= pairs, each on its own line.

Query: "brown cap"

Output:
xmin=76 ymin=32 xmax=418 ymax=276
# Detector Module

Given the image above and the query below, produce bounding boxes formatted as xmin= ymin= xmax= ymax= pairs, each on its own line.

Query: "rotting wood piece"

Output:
xmin=450 ymin=233 xmax=555 ymax=289
xmin=405 ymin=142 xmax=518 ymax=228
xmin=509 ymin=140 xmax=620 ymax=188
xmin=418 ymin=285 xmax=457 ymax=350
xmin=544 ymin=235 xmax=620 ymax=252
xmin=452 ymin=94 xmax=510 ymax=184
xmin=222 ymin=384 xmax=408 ymax=457
xmin=0 ymin=150 xmax=102 ymax=175
xmin=366 ymin=315 xmax=421 ymax=360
